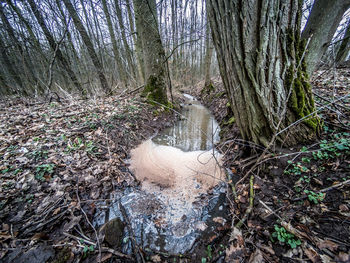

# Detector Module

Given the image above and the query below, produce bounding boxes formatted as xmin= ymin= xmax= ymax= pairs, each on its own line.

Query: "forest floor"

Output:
xmin=0 ymin=68 xmax=349 ymax=263
xmin=191 ymin=69 xmax=350 ymax=262
xmin=0 ymin=93 xmax=180 ymax=262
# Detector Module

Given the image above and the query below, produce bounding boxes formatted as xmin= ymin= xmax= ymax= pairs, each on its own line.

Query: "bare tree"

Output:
xmin=27 ymin=0 xmax=82 ymax=92
xmin=302 ymin=0 xmax=350 ymax=74
xmin=101 ymin=0 xmax=128 ymax=88
xmin=336 ymin=18 xmax=350 ymax=64
xmin=62 ymin=0 xmax=110 ymax=93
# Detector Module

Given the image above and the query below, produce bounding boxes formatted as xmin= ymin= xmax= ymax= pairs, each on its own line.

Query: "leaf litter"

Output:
xmin=0 ymin=94 xmax=177 ymax=262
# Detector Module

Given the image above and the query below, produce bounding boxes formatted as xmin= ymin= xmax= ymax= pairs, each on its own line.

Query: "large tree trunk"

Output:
xmin=133 ymin=0 xmax=168 ymax=105
xmin=62 ymin=0 xmax=110 ymax=93
xmin=302 ymin=0 xmax=350 ymax=75
xmin=207 ymin=0 xmax=321 ymax=147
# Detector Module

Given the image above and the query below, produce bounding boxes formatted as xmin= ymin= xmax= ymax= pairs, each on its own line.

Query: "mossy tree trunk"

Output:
xmin=207 ymin=0 xmax=321 ymax=147
xmin=133 ymin=0 xmax=168 ymax=105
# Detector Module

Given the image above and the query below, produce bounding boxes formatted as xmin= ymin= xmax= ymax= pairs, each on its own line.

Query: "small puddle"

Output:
xmin=95 ymin=94 xmax=228 ymax=256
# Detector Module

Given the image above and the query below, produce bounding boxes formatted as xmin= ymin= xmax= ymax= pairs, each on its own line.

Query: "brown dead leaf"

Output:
xmin=248 ymin=249 xmax=264 ymax=263
xmin=150 ymin=255 xmax=161 ymax=262
xmin=257 ymin=244 xmax=275 ymax=255
xmin=304 ymin=247 xmax=320 ymax=263
xmin=335 ymin=252 xmax=350 ymax=262
xmin=53 ymin=207 xmax=61 ymax=215
xmin=317 ymin=239 xmax=338 ymax=252
xmin=339 ymin=204 xmax=349 ymax=212
xmin=100 ymin=252 xmax=112 ymax=262
xmin=225 ymin=243 xmax=246 ymax=263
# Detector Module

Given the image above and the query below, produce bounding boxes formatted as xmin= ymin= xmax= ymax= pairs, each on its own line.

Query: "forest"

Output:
xmin=0 ymin=0 xmax=350 ymax=262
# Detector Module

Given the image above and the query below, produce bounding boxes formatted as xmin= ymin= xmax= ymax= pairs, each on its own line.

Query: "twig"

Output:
xmin=320 ymin=179 xmax=350 ymax=193
xmin=127 ymin=85 xmax=144 ymax=95
xmin=101 ymin=247 xmax=133 ymax=259
xmin=75 ymin=178 xmax=102 ymax=262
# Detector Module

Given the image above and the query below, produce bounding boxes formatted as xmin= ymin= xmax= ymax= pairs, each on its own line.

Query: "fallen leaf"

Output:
xmin=304 ymin=247 xmax=320 ymax=263
xmin=335 ymin=252 xmax=350 ymax=262
xmin=100 ymin=253 xmax=112 ymax=262
xmin=317 ymin=239 xmax=338 ymax=252
xmin=150 ymin=255 xmax=161 ymax=262
xmin=339 ymin=204 xmax=349 ymax=212
xmin=248 ymin=249 xmax=264 ymax=263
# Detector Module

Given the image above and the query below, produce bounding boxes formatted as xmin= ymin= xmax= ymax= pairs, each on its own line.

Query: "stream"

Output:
xmin=95 ymin=94 xmax=229 ymax=256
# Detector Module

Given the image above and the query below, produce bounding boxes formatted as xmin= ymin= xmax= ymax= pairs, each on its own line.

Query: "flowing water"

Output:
xmin=95 ymin=94 xmax=229 ymax=256
xmin=153 ymin=94 xmax=220 ymax=151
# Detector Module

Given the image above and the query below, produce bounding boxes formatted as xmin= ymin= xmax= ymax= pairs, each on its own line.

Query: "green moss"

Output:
xmin=286 ymin=62 xmax=321 ymax=132
xmin=215 ymin=91 xmax=225 ymax=98
xmin=201 ymin=82 xmax=215 ymax=95
xmin=142 ymin=75 xmax=168 ymax=106
xmin=224 ymin=116 xmax=236 ymax=125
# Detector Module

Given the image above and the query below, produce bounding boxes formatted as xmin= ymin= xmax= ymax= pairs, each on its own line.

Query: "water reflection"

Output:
xmin=153 ymin=94 xmax=220 ymax=151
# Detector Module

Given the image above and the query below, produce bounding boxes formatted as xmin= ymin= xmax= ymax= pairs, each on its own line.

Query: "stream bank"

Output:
xmin=184 ymin=73 xmax=350 ymax=262
xmin=93 ymin=94 xmax=230 ymax=261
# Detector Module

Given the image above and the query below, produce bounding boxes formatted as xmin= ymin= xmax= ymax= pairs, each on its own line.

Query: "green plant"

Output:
xmin=35 ymin=164 xmax=55 ymax=181
xmin=28 ymin=149 xmax=48 ymax=161
xmin=271 ymin=224 xmax=301 ymax=249
xmin=82 ymin=245 xmax=94 ymax=257
xmin=304 ymin=190 xmax=325 ymax=204
xmin=284 ymin=161 xmax=309 ymax=175
xmin=66 ymin=137 xmax=84 ymax=152
xmin=85 ymin=141 xmax=98 ymax=155
xmin=301 ymin=157 xmax=311 ymax=163
xmin=206 ymin=245 xmax=212 ymax=260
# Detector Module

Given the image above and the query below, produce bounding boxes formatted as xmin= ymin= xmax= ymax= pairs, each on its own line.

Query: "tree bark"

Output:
xmin=133 ymin=0 xmax=168 ymax=105
xmin=62 ymin=0 xmax=110 ymax=93
xmin=302 ymin=0 xmax=350 ymax=75
xmin=0 ymin=3 xmax=40 ymax=92
xmin=207 ymin=0 xmax=321 ymax=147
xmin=204 ymin=16 xmax=213 ymax=88
xmin=336 ymin=18 xmax=350 ymax=64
